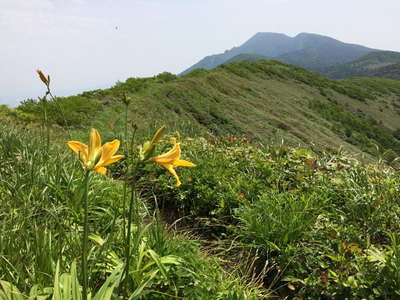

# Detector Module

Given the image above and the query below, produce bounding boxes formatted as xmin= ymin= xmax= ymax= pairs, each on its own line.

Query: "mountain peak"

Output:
xmin=295 ymin=32 xmax=323 ymax=37
xmin=253 ymin=32 xmax=290 ymax=38
xmin=293 ymin=32 xmax=340 ymax=43
xmin=180 ymin=32 xmax=378 ymax=75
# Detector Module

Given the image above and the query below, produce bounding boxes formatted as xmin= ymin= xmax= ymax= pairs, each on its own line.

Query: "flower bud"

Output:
xmin=139 ymin=141 xmax=151 ymax=161
xmin=140 ymin=126 xmax=167 ymax=161
xmin=150 ymin=126 xmax=166 ymax=145
xmin=36 ymin=69 xmax=49 ymax=86
xmin=122 ymin=93 xmax=131 ymax=105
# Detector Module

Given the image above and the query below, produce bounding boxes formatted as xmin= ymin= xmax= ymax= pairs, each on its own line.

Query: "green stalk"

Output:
xmin=122 ymin=170 xmax=128 ymax=243
xmin=122 ymin=115 xmax=138 ymax=298
xmin=122 ymin=101 xmax=129 ymax=240
xmin=123 ymin=162 xmax=138 ymax=299
xmin=41 ymin=97 xmax=50 ymax=152
xmin=45 ymin=105 xmax=50 ymax=151
xmin=124 ymin=102 xmax=129 ymax=152
xmin=82 ymin=170 xmax=90 ymax=300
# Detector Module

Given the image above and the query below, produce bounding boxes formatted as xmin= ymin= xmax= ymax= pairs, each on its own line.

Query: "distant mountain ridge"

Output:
xmin=224 ymin=53 xmax=268 ymax=64
xmin=180 ymin=32 xmax=377 ymax=75
xmin=324 ymin=51 xmax=400 ymax=79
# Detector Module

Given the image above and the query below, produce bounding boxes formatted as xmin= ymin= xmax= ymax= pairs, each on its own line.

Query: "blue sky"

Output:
xmin=1 ymin=0 xmax=400 ymax=106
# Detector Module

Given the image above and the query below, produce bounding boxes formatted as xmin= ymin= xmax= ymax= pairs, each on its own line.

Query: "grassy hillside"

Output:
xmin=10 ymin=60 xmax=400 ymax=162
xmin=224 ymin=54 xmax=269 ymax=64
xmin=1 ymin=118 xmax=400 ymax=298
xmin=1 ymin=61 xmax=400 ymax=298
xmin=325 ymin=51 xmax=400 ymax=79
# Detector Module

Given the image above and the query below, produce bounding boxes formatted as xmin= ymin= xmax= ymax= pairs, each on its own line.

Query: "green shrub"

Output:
xmin=235 ymin=191 xmax=324 ymax=252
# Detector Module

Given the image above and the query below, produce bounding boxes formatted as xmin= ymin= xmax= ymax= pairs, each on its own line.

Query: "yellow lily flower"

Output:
xmin=153 ymin=137 xmax=196 ymax=187
xmin=67 ymin=128 xmax=124 ymax=175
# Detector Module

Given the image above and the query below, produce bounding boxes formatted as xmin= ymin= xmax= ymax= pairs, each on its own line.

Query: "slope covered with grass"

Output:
xmin=2 ymin=61 xmax=400 ymax=298
xmin=224 ymin=54 xmax=269 ymax=64
xmin=1 ymin=117 xmax=400 ymax=298
xmin=10 ymin=60 xmax=400 ymax=162
xmin=325 ymin=51 xmax=400 ymax=79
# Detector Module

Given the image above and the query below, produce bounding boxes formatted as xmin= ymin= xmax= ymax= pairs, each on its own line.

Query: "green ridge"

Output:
xmin=10 ymin=60 xmax=400 ymax=161
xmin=325 ymin=51 xmax=400 ymax=79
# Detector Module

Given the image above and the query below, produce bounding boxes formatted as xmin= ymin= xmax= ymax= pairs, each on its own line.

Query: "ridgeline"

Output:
xmin=9 ymin=59 xmax=400 ymax=161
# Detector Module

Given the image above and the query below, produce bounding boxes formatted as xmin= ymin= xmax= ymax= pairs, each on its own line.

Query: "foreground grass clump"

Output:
xmin=149 ymin=136 xmax=400 ymax=298
xmin=0 ymin=121 xmax=266 ymax=299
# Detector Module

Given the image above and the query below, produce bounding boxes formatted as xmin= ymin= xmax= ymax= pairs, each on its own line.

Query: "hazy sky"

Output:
xmin=1 ymin=0 xmax=400 ymax=106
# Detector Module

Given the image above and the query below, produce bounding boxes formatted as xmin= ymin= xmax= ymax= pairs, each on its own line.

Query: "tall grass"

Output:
xmin=0 ymin=120 xmax=266 ymax=299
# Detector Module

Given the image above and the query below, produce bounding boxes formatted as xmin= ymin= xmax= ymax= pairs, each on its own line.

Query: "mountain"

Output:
xmin=180 ymin=32 xmax=294 ymax=75
xmin=180 ymin=32 xmax=377 ymax=75
xmin=13 ymin=60 xmax=400 ymax=160
xmin=224 ymin=53 xmax=268 ymax=64
xmin=324 ymin=51 xmax=400 ymax=79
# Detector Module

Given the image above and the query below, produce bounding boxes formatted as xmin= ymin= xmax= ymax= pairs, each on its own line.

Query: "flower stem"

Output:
xmin=123 ymin=164 xmax=137 ymax=299
xmin=122 ymin=122 xmax=138 ymax=298
xmin=82 ymin=170 xmax=90 ymax=300
xmin=41 ymin=97 xmax=50 ymax=152
xmin=122 ymin=100 xmax=129 ymax=242
xmin=124 ymin=102 xmax=129 ymax=152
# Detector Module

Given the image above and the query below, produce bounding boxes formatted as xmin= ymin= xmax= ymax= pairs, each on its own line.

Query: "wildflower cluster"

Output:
xmin=67 ymin=126 xmax=196 ymax=185
xmin=66 ymin=124 xmax=195 ymax=298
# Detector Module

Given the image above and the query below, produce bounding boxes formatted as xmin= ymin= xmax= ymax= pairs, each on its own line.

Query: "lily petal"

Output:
xmin=67 ymin=141 xmax=88 ymax=161
xmin=97 ymin=155 xmax=124 ymax=168
xmin=153 ymin=143 xmax=181 ymax=163
xmin=174 ymin=159 xmax=196 ymax=167
xmin=101 ymin=140 xmax=120 ymax=162
xmin=89 ymin=128 xmax=102 ymax=156
xmin=164 ymin=164 xmax=181 ymax=187
xmin=93 ymin=166 xmax=107 ymax=175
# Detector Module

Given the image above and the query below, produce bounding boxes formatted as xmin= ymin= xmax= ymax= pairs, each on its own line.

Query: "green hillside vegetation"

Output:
xmin=325 ymin=51 xmax=400 ymax=79
xmin=224 ymin=54 xmax=269 ymax=64
xmin=1 ymin=61 xmax=400 ymax=298
xmin=10 ymin=60 xmax=400 ymax=161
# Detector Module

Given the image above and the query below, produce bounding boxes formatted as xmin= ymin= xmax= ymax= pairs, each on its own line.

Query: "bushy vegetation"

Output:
xmin=2 ymin=61 xmax=400 ymax=298
xmin=4 ymin=115 xmax=400 ymax=298
xmin=308 ymin=99 xmax=400 ymax=157
xmin=148 ymin=137 xmax=400 ymax=298
xmin=325 ymin=51 xmax=400 ymax=80
xmin=16 ymin=96 xmax=101 ymax=127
